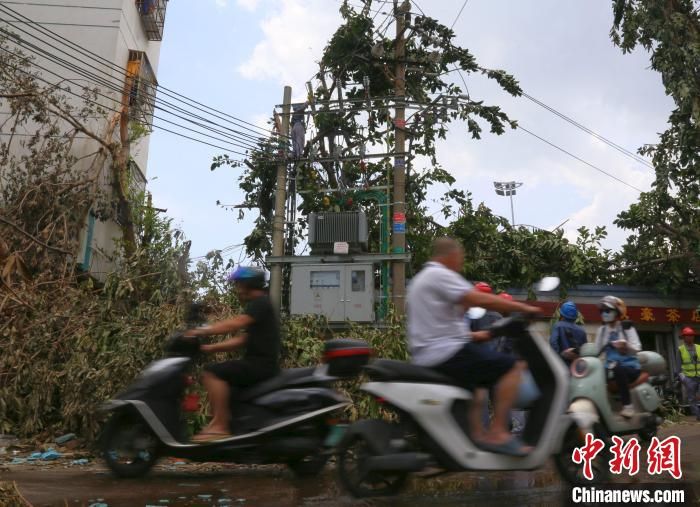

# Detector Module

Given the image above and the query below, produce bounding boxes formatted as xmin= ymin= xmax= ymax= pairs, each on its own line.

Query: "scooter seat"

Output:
xmin=607 ymin=371 xmax=649 ymax=393
xmin=235 ymin=367 xmax=317 ymax=401
xmin=365 ymin=359 xmax=458 ymax=385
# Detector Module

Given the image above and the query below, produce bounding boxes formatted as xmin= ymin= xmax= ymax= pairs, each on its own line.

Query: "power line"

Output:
xmin=517 ymin=125 xmax=645 ymax=193
xmin=0 ymin=2 xmax=283 ymax=140
xmin=412 ymin=0 xmax=652 ymax=178
xmin=0 ymin=15 xmax=272 ymax=147
xmin=0 ymin=31 xmax=265 ymax=152
xmin=521 ymin=92 xmax=653 ymax=169
xmin=450 ymin=0 xmax=469 ymax=30
xmin=0 ymin=25 xmax=275 ymax=155
xmin=0 ymin=48 xmax=268 ymax=158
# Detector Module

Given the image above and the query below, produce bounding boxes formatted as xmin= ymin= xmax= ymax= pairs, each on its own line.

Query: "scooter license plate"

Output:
xmin=323 ymin=424 xmax=347 ymax=447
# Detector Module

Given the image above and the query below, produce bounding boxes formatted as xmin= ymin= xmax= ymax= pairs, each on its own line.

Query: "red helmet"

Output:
xmin=681 ymin=327 xmax=697 ymax=337
xmin=499 ymin=293 xmax=513 ymax=301
xmin=474 ymin=282 xmax=492 ymax=294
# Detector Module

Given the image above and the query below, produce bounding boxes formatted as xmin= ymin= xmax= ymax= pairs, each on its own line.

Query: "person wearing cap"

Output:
xmin=593 ymin=296 xmax=642 ymax=419
xmin=468 ymin=282 xmax=503 ymax=350
xmin=678 ymin=327 xmax=700 ymax=420
xmin=550 ymin=301 xmax=588 ymax=366
xmin=185 ymin=266 xmax=280 ymax=441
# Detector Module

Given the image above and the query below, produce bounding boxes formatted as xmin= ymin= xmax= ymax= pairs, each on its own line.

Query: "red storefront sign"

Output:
xmin=521 ymin=301 xmax=700 ymax=325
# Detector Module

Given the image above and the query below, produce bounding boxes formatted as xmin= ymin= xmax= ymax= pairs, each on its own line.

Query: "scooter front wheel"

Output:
xmin=554 ymin=422 xmax=611 ymax=485
xmin=100 ymin=411 xmax=160 ymax=478
xmin=336 ymin=434 xmax=408 ymax=497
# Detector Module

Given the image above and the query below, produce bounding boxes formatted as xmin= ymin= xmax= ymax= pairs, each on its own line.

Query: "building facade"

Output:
xmin=1 ymin=0 xmax=168 ymax=278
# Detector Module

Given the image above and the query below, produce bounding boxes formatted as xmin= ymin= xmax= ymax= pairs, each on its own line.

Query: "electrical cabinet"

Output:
xmin=290 ymin=264 xmax=374 ymax=322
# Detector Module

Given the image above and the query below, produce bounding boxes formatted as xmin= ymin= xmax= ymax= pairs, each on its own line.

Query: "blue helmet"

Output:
xmin=560 ymin=301 xmax=578 ymax=321
xmin=227 ymin=266 xmax=266 ymax=289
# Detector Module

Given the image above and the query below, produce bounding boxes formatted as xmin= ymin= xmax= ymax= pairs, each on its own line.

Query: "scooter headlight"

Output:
xmin=571 ymin=358 xmax=588 ymax=378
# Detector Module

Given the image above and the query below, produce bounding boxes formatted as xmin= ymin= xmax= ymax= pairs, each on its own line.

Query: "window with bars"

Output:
xmin=135 ymin=0 xmax=168 ymax=41
xmin=125 ymin=50 xmax=157 ymax=128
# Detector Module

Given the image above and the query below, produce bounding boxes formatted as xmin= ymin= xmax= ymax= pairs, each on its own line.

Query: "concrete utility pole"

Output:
xmin=391 ymin=0 xmax=409 ymax=315
xmin=270 ymin=86 xmax=292 ymax=311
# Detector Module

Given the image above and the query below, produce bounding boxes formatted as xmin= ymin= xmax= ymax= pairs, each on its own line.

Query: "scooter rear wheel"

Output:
xmin=101 ymin=411 xmax=159 ymax=478
xmin=554 ymin=422 xmax=611 ymax=485
xmin=336 ymin=435 xmax=408 ymax=497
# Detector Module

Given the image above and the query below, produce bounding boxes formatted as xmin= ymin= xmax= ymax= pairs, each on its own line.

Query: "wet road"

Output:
xmin=4 ymin=464 xmax=569 ymax=507
xmin=4 ymin=421 xmax=700 ymax=507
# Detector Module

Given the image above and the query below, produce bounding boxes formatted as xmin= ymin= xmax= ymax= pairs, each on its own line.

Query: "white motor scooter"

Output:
xmin=335 ymin=305 xmax=589 ymax=497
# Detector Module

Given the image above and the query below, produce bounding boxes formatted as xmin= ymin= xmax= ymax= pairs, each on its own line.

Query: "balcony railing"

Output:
xmin=125 ymin=50 xmax=157 ymax=128
xmin=136 ymin=0 xmax=168 ymax=41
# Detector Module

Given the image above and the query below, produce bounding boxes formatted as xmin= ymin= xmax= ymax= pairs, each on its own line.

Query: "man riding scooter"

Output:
xmin=594 ymin=295 xmax=641 ymax=418
xmin=407 ymin=237 xmax=540 ymax=456
xmin=185 ymin=266 xmax=280 ymax=442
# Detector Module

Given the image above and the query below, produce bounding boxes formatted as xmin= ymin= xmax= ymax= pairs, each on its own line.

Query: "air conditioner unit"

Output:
xmin=308 ymin=211 xmax=368 ymax=254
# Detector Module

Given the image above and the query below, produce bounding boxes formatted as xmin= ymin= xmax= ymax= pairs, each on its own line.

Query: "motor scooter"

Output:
xmin=334 ymin=312 xmax=585 ymax=497
xmin=554 ymin=325 xmax=667 ymax=484
xmin=100 ymin=330 xmax=370 ymax=479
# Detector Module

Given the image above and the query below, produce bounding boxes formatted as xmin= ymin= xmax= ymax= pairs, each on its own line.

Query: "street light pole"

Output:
xmin=493 ymin=181 xmax=523 ymax=226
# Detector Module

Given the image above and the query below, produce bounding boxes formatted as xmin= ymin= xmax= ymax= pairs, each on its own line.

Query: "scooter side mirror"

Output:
xmin=535 ymin=276 xmax=560 ymax=292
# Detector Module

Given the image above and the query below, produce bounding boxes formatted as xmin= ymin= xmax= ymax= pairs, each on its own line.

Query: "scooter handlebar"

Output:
xmin=165 ymin=330 xmax=202 ymax=357
xmin=487 ymin=313 xmax=530 ymax=337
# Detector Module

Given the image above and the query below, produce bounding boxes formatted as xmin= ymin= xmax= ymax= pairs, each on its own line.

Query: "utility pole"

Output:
xmin=270 ymin=86 xmax=292 ymax=311
xmin=391 ymin=0 xmax=409 ymax=315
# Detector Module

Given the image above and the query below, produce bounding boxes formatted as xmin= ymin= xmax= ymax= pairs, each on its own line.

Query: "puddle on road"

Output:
xmin=38 ymin=466 xmax=567 ymax=507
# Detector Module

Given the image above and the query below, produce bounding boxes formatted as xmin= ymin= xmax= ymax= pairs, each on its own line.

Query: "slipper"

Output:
xmin=477 ymin=436 xmax=531 ymax=457
xmin=191 ymin=431 xmax=232 ymax=443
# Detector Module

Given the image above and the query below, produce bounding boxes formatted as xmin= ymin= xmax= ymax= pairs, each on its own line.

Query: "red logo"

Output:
xmin=647 ymin=436 xmax=682 ymax=479
xmin=609 ymin=436 xmax=641 ymax=476
xmin=571 ymin=433 xmax=683 ymax=480
xmin=572 ymin=433 xmax=605 ymax=480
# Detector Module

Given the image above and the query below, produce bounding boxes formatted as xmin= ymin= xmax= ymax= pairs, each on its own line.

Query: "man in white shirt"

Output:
xmin=407 ymin=237 xmax=539 ymax=456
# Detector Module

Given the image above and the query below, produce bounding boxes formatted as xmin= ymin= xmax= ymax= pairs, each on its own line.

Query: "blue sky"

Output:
xmin=145 ymin=0 xmax=672 ymax=262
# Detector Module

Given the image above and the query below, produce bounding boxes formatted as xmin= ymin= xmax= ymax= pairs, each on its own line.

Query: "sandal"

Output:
xmin=478 ymin=436 xmax=532 ymax=457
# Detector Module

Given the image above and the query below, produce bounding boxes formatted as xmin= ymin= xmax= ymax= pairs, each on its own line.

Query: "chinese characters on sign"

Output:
xmin=572 ymin=435 xmax=682 ymax=480
xmin=640 ymin=307 xmax=656 ymax=322
xmin=665 ymin=308 xmax=681 ymax=324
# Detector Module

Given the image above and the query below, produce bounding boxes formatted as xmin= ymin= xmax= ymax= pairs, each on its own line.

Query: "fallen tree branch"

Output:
xmin=0 ymin=216 xmax=72 ymax=255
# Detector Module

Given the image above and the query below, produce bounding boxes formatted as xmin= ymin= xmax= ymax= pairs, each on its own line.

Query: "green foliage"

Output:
xmin=609 ymin=0 xmax=700 ymax=290
xmin=447 ymin=195 xmax=612 ymax=292
xmin=213 ymin=0 xmax=521 ymax=267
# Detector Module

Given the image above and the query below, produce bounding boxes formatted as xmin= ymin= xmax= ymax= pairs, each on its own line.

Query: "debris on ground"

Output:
xmin=0 ymin=481 xmax=32 ymax=506
xmin=26 ymin=448 xmax=61 ymax=461
xmin=54 ymin=433 xmax=77 ymax=445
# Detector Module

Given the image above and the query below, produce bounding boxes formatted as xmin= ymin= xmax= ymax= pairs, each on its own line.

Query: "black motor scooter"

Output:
xmin=100 ymin=326 xmax=370 ymax=479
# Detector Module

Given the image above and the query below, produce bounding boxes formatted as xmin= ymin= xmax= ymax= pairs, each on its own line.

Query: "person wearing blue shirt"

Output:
xmin=549 ymin=301 xmax=588 ymax=366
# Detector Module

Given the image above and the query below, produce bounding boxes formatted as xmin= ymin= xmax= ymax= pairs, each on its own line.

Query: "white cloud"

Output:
xmin=237 ymin=0 xmax=341 ymax=89
xmin=236 ymin=0 xmax=262 ymax=11
xmin=215 ymin=0 xmax=228 ymax=7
